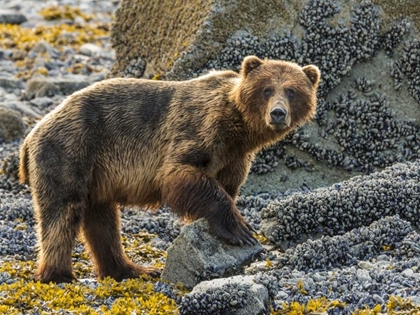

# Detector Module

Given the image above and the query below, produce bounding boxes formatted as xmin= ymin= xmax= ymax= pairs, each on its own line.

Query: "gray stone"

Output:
xmin=54 ymin=77 xmax=90 ymax=95
xmin=4 ymin=92 xmax=18 ymax=102
xmin=29 ymin=97 xmax=53 ymax=110
xmin=181 ymin=275 xmax=269 ymax=315
xmin=79 ymin=43 xmax=103 ymax=57
xmin=410 ymin=295 xmax=420 ymax=305
xmin=0 ymin=10 xmax=27 ymax=25
xmin=312 ymin=272 xmax=327 ymax=282
xmin=74 ymin=16 xmax=86 ymax=27
xmin=0 ymin=77 xmax=24 ymax=90
xmin=30 ymin=41 xmax=58 ymax=57
xmin=4 ymin=0 xmax=21 ymax=10
xmin=276 ymin=290 xmax=288 ymax=300
xmin=0 ymin=49 xmax=13 ymax=60
xmin=376 ymin=254 xmax=389 ymax=261
xmin=0 ymin=60 xmax=16 ymax=73
xmin=73 ymin=54 xmax=90 ymax=62
xmin=12 ymin=88 xmax=21 ymax=97
xmin=11 ymin=49 xmax=25 ymax=61
xmin=2 ymin=101 xmax=42 ymax=118
xmin=356 ymin=269 xmax=372 ymax=282
xmin=25 ymin=77 xmax=90 ymax=98
xmin=25 ymin=77 xmax=59 ymax=99
xmin=358 ymin=261 xmax=375 ymax=270
xmin=162 ymin=219 xmax=264 ymax=288
xmin=376 ymin=261 xmax=391 ymax=270
xmin=373 ymin=294 xmax=385 ymax=305
xmin=0 ymin=107 xmax=25 ymax=142
xmin=402 ymin=268 xmax=414 ymax=277
xmin=89 ymin=71 xmax=108 ymax=82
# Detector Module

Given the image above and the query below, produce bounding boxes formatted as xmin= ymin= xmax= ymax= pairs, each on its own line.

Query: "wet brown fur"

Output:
xmin=19 ymin=56 xmax=320 ymax=283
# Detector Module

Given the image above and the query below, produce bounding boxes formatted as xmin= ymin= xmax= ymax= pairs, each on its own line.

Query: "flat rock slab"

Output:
xmin=1 ymin=101 xmax=42 ymax=118
xmin=162 ymin=219 xmax=264 ymax=288
xmin=0 ymin=10 xmax=27 ymax=24
xmin=180 ymin=275 xmax=269 ymax=315
xmin=25 ymin=77 xmax=90 ymax=99
xmin=0 ymin=77 xmax=25 ymax=91
xmin=54 ymin=79 xmax=90 ymax=95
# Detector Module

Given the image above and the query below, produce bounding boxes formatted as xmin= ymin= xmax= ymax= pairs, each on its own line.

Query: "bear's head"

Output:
xmin=232 ymin=56 xmax=320 ymax=138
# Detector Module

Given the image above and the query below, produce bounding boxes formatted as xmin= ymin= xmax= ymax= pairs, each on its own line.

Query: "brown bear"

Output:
xmin=19 ymin=56 xmax=320 ymax=283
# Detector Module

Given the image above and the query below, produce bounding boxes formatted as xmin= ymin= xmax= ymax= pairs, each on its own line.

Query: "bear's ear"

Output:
xmin=242 ymin=56 xmax=264 ymax=77
xmin=302 ymin=65 xmax=321 ymax=87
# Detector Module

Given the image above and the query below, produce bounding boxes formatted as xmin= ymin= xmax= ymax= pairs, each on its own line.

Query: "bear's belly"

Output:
xmin=91 ymin=156 xmax=163 ymax=207
xmin=115 ymin=176 xmax=162 ymax=207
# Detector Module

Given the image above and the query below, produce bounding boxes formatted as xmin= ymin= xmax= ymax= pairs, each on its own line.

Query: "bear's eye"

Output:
xmin=263 ymin=87 xmax=274 ymax=99
xmin=286 ymin=88 xmax=295 ymax=100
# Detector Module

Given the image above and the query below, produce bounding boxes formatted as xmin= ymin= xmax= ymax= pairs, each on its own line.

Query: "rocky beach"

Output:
xmin=0 ymin=0 xmax=420 ymax=314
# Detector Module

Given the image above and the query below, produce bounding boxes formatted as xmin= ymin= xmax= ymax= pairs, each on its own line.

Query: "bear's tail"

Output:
xmin=19 ymin=140 xmax=30 ymax=185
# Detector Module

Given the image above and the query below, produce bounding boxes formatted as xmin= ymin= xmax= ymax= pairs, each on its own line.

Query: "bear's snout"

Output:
xmin=270 ymin=107 xmax=287 ymax=125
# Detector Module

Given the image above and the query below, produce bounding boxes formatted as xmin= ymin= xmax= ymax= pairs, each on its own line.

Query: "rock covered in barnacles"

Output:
xmin=252 ymin=216 xmax=420 ymax=314
xmin=260 ymin=161 xmax=420 ymax=247
xmin=394 ymin=39 xmax=420 ymax=104
xmin=1 ymin=149 xmax=19 ymax=180
xmin=275 ymin=215 xmax=414 ymax=271
xmin=179 ymin=275 xmax=269 ymax=315
xmin=162 ymin=219 xmax=263 ymax=288
xmin=0 ymin=108 xmax=25 ymax=143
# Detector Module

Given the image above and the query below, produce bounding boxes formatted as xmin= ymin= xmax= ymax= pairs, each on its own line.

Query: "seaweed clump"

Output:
xmin=39 ymin=5 xmax=92 ymax=22
xmin=0 ymin=23 xmax=109 ymax=53
xmin=0 ymin=232 xmax=181 ymax=314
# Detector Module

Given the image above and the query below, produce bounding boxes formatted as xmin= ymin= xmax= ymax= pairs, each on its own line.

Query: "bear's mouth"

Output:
xmin=270 ymin=121 xmax=289 ymax=131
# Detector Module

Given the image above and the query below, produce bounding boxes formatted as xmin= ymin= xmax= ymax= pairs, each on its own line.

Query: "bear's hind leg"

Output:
xmin=34 ymin=197 xmax=84 ymax=283
xmin=81 ymin=202 xmax=160 ymax=281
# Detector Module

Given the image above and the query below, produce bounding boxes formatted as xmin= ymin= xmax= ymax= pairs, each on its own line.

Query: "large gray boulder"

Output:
xmin=161 ymin=219 xmax=264 ymax=288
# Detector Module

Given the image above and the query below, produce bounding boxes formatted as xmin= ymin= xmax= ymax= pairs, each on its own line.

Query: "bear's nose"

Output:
xmin=270 ymin=108 xmax=287 ymax=124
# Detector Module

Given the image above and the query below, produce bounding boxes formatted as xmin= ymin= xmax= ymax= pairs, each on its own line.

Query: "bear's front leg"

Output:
xmin=160 ymin=165 xmax=257 ymax=246
xmin=216 ymin=153 xmax=254 ymax=200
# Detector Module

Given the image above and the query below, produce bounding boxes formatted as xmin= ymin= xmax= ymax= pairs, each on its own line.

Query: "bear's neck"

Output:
xmin=228 ymin=105 xmax=289 ymax=154
xmin=245 ymin=127 xmax=290 ymax=153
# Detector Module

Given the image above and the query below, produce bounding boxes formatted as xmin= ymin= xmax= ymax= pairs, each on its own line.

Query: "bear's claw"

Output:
xmin=211 ymin=215 xmax=258 ymax=247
